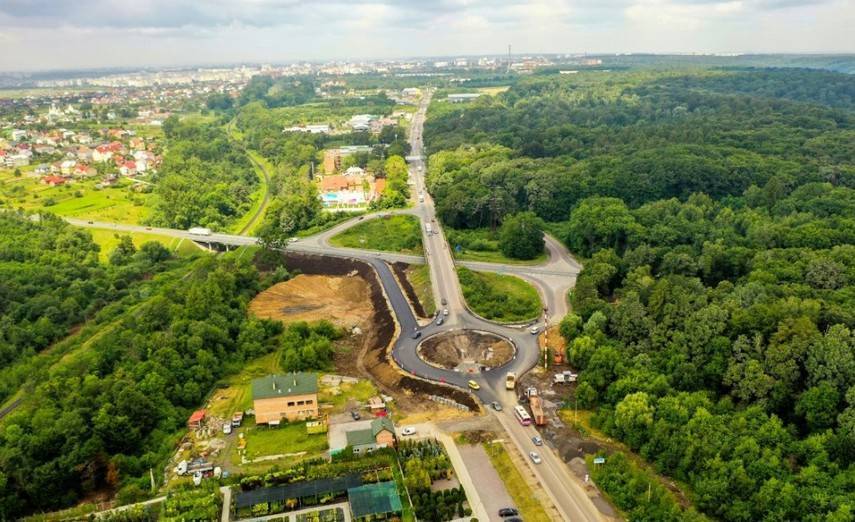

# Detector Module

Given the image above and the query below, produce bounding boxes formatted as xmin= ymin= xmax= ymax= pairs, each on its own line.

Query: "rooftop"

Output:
xmin=252 ymin=373 xmax=318 ymax=400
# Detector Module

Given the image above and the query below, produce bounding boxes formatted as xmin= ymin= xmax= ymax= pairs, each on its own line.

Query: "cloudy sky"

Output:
xmin=0 ymin=0 xmax=852 ymax=71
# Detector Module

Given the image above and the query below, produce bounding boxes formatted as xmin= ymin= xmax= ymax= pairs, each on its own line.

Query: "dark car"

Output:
xmin=498 ymin=508 xmax=519 ymax=517
xmin=350 ymin=410 xmax=360 ymax=420
xmin=491 ymin=401 xmax=503 ymax=411
xmin=411 ymin=330 xmax=422 ymax=340
xmin=441 ymin=297 xmax=448 ymax=306
xmin=506 ymin=518 xmax=523 ymax=522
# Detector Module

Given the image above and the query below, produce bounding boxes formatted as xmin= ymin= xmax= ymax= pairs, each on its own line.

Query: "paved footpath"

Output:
xmin=457 ymin=444 xmax=516 ymax=522
xmin=435 ymin=432 xmax=491 ymax=522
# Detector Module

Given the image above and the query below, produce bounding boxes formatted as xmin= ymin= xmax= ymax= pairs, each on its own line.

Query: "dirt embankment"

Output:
xmin=389 ymin=261 xmax=427 ymax=318
xmin=281 ymin=252 xmax=478 ymax=411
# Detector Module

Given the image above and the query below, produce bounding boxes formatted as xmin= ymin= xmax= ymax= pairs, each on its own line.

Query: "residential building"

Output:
xmin=447 ymin=93 xmax=483 ymax=103
xmin=345 ymin=417 xmax=396 ymax=455
xmin=42 ymin=175 xmax=66 ymax=186
xmin=252 ymin=373 xmax=319 ymax=425
xmin=322 ymin=145 xmax=372 ymax=174
xmin=284 ymin=124 xmax=330 ymax=134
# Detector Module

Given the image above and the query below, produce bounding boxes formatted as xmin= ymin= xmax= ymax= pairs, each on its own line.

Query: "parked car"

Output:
xmin=491 ymin=401 xmax=503 ymax=411
xmin=468 ymin=380 xmax=481 ymax=390
xmin=350 ymin=410 xmax=361 ymax=420
xmin=498 ymin=508 xmax=519 ymax=517
xmin=532 ymin=435 xmax=543 ymax=446
xmin=288 ymin=237 xmax=299 ymax=243
xmin=529 ymin=451 xmax=542 ymax=464
xmin=507 ymin=518 xmax=523 ymax=522
xmin=401 ymin=426 xmax=417 ymax=436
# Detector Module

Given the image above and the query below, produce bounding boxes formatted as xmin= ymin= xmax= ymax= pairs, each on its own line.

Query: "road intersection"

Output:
xmin=63 ymin=92 xmax=603 ymax=521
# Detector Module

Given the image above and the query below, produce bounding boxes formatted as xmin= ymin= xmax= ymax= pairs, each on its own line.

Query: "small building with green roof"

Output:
xmin=345 ymin=417 xmax=396 ymax=455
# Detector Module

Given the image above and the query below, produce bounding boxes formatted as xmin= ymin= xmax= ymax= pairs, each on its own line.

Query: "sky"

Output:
xmin=0 ymin=0 xmax=852 ymax=72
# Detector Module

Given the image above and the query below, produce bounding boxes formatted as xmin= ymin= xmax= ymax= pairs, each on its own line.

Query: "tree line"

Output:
xmin=424 ymin=68 xmax=855 ymax=520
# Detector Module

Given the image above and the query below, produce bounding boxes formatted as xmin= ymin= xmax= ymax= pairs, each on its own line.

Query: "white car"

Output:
xmin=529 ymin=451 xmax=542 ymax=464
xmin=288 ymin=237 xmax=299 ymax=243
xmin=401 ymin=426 xmax=417 ymax=436
xmin=443 ymin=308 xmax=449 ymax=316
xmin=223 ymin=423 xmax=232 ymax=435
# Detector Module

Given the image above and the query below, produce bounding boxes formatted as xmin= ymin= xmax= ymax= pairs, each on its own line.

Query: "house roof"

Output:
xmin=188 ymin=409 xmax=206 ymax=423
xmin=252 ymin=373 xmax=318 ymax=400
xmin=371 ymin=417 xmax=395 ymax=437
xmin=346 ymin=428 xmax=376 ymax=448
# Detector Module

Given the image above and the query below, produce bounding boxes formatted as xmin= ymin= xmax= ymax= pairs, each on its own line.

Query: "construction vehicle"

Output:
xmin=529 ymin=395 xmax=546 ymax=426
xmin=505 ymin=372 xmax=516 ymax=390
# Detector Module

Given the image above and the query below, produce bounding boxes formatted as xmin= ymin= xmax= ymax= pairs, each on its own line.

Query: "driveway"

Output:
xmin=458 ymin=444 xmax=515 ymax=522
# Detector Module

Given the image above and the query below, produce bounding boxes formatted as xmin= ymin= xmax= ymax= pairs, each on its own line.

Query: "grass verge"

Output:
xmin=457 ymin=267 xmax=541 ymax=323
xmin=329 ymin=215 xmax=422 ymax=254
xmin=446 ymin=227 xmax=546 ymax=265
xmin=483 ymin=442 xmax=551 ymax=522
xmin=405 ymin=264 xmax=436 ymax=315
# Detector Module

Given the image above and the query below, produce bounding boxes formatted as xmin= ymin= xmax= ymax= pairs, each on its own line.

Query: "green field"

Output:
xmin=317 ymin=379 xmax=379 ymax=415
xmin=0 ymin=170 xmax=152 ymax=224
xmin=242 ymin=421 xmax=328 ymax=460
xmin=329 ymin=214 xmax=422 ymax=254
xmin=457 ymin=267 xmax=541 ymax=323
xmin=85 ymin=228 xmax=201 ymax=261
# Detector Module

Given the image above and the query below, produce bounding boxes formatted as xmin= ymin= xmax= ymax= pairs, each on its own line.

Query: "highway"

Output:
xmin=61 ymin=91 xmax=600 ymax=521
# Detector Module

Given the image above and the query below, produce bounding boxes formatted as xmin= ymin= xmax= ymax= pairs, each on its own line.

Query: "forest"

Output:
xmin=424 ymin=68 xmax=855 ymax=521
xmin=149 ymin=116 xmax=257 ymax=230
xmin=0 ymin=235 xmax=280 ymax=518
xmin=0 ymin=213 xmax=184 ymax=400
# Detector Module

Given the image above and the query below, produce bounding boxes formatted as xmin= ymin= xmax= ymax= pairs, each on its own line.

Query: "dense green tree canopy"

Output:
xmin=498 ymin=211 xmax=544 ymax=260
xmin=423 ymin=67 xmax=855 ymax=521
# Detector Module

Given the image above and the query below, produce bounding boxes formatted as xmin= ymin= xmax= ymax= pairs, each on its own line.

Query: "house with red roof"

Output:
xmin=42 ymin=175 xmax=66 ymax=187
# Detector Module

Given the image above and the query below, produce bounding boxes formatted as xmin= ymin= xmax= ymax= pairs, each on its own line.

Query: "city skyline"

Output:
xmin=0 ymin=0 xmax=853 ymax=72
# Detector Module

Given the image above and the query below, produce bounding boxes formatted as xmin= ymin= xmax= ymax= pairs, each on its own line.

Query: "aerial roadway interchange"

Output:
xmin=65 ymin=91 xmax=600 ymax=521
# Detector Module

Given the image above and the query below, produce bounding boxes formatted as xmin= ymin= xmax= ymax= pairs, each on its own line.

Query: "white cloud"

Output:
xmin=0 ymin=0 xmax=851 ymax=70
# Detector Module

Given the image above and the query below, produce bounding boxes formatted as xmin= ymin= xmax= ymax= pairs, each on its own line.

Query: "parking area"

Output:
xmin=458 ymin=444 xmax=516 ymax=522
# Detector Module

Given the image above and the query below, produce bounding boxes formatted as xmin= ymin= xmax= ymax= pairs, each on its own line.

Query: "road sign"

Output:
xmin=593 ymin=457 xmax=606 ymax=465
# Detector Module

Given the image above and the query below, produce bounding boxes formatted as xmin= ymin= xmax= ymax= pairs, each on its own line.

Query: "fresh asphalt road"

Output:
xmin=61 ymin=91 xmax=600 ymax=521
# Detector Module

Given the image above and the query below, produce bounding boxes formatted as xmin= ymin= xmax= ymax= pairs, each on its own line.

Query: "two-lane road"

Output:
xmin=59 ymin=90 xmax=602 ymax=521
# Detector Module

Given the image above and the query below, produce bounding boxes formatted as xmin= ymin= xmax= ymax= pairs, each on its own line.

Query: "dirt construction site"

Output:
xmin=279 ymin=252 xmax=479 ymax=412
xmin=249 ymin=274 xmax=374 ymax=329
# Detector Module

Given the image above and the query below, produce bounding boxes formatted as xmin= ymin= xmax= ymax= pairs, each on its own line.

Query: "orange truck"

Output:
xmin=529 ymin=395 xmax=546 ymax=426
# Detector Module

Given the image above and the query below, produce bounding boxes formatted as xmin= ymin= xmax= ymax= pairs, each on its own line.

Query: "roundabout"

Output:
xmin=417 ymin=330 xmax=516 ymax=372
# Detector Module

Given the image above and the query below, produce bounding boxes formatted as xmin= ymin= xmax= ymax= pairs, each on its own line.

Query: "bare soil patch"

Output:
xmin=249 ymin=274 xmax=372 ymax=328
xmin=419 ymin=331 xmax=514 ymax=371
